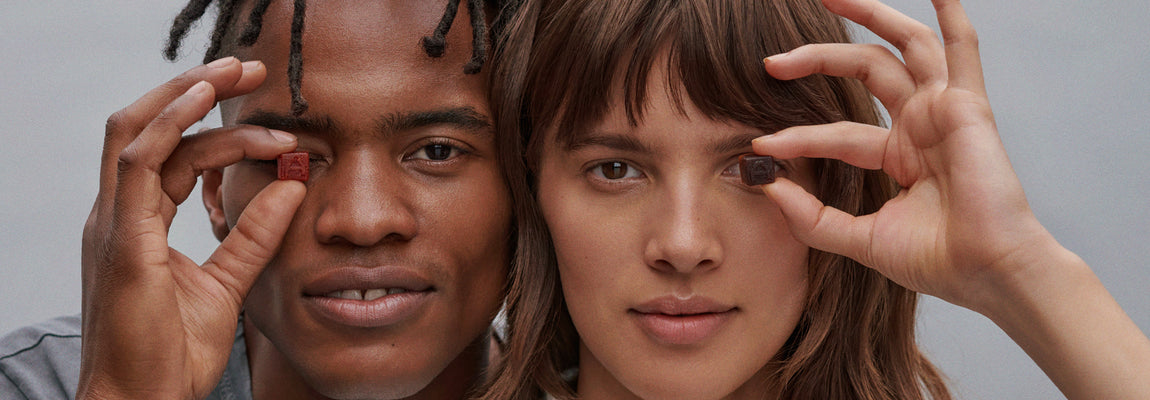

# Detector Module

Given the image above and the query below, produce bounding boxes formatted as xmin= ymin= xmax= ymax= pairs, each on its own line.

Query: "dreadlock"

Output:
xmin=163 ymin=0 xmax=523 ymax=115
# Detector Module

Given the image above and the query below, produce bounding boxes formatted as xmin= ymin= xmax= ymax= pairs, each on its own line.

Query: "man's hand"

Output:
xmin=78 ymin=57 xmax=305 ymax=399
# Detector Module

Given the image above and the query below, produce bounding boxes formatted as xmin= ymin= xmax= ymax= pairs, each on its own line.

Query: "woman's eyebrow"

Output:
xmin=566 ymin=132 xmax=652 ymax=153
xmin=710 ymin=131 xmax=768 ymax=155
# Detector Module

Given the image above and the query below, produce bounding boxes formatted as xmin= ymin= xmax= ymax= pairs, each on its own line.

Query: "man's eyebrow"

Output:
xmin=709 ymin=131 xmax=770 ymax=155
xmin=237 ymin=110 xmax=337 ymax=134
xmin=566 ymin=133 xmax=653 ymax=153
xmin=377 ymin=107 xmax=492 ymax=136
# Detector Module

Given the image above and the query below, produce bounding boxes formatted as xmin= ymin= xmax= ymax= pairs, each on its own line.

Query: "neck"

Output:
xmin=243 ymin=318 xmax=490 ymax=400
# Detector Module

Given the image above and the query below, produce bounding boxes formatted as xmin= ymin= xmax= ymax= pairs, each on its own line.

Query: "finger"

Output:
xmin=160 ymin=126 xmax=297 ymax=206
xmin=762 ymin=177 xmax=876 ymax=267
xmin=820 ymin=0 xmax=946 ymax=85
xmin=752 ymin=121 xmax=889 ymax=170
xmin=932 ymin=0 xmax=986 ymax=93
xmin=99 ymin=59 xmax=266 ymax=210
xmin=765 ymin=43 xmax=916 ymax=111
xmin=113 ymin=81 xmax=217 ymax=231
xmin=202 ymin=180 xmax=306 ymax=308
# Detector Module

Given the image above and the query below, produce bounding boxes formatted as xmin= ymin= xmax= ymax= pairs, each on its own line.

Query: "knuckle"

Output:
xmin=230 ymin=225 xmax=278 ymax=266
xmin=104 ymin=109 xmax=131 ymax=137
xmin=909 ymin=23 xmax=939 ymax=45
xmin=117 ymin=145 xmax=143 ymax=171
xmin=863 ymin=43 xmax=895 ymax=58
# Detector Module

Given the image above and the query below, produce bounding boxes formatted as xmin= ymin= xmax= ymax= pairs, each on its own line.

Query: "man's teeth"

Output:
xmin=325 ymin=288 xmax=410 ymax=300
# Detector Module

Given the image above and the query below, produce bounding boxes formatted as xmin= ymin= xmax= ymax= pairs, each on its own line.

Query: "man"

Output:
xmin=1 ymin=1 xmax=518 ymax=399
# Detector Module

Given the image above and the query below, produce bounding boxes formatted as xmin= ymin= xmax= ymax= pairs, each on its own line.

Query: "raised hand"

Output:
xmin=78 ymin=57 xmax=305 ymax=399
xmin=754 ymin=0 xmax=1041 ymax=311
xmin=752 ymin=1 xmax=1150 ymax=398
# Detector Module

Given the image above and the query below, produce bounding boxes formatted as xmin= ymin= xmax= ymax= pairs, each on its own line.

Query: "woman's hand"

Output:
xmin=753 ymin=0 xmax=1150 ymax=398
xmin=756 ymin=0 xmax=1040 ymax=311
xmin=77 ymin=57 xmax=305 ymax=399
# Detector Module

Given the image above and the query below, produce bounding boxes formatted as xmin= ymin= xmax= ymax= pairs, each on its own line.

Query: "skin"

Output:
xmin=536 ymin=58 xmax=817 ymax=400
xmin=533 ymin=0 xmax=1150 ymax=398
xmin=78 ymin=1 xmax=509 ymax=399
xmin=754 ymin=0 xmax=1150 ymax=398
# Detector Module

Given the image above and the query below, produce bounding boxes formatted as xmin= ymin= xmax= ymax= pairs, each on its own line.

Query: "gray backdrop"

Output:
xmin=1 ymin=1 xmax=1147 ymax=399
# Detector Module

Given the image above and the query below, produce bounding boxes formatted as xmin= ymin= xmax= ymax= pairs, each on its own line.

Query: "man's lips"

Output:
xmin=300 ymin=266 xmax=436 ymax=328
xmin=301 ymin=266 xmax=435 ymax=297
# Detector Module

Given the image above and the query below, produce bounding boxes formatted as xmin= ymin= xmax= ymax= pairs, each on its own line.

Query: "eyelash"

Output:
xmin=588 ymin=160 xmax=644 ymax=180
xmin=582 ymin=157 xmax=786 ymax=192
xmin=404 ymin=138 xmax=472 ymax=163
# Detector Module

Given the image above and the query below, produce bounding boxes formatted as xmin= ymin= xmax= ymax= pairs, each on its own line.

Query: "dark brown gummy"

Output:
xmin=277 ymin=152 xmax=309 ymax=182
xmin=739 ymin=154 xmax=775 ymax=186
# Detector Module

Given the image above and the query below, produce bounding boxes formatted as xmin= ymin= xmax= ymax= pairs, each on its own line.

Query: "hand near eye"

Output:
xmin=751 ymin=0 xmax=1150 ymax=398
xmin=77 ymin=58 xmax=305 ymax=399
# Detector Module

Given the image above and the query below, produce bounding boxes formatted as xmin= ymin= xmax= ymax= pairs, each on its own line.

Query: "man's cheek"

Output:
xmin=220 ymin=167 xmax=275 ymax=227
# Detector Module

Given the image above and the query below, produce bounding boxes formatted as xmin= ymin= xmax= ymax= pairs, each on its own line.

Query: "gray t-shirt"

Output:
xmin=0 ymin=315 xmax=252 ymax=400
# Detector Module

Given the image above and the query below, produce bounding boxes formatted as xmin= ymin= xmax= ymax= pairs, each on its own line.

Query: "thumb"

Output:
xmin=762 ymin=178 xmax=875 ymax=267
xmin=202 ymin=180 xmax=306 ymax=308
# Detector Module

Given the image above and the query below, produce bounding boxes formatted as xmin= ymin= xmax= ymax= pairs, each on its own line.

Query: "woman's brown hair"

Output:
xmin=483 ymin=0 xmax=951 ymax=398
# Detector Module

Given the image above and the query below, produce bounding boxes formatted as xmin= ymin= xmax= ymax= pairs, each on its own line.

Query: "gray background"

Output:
xmin=1 ymin=1 xmax=1147 ymax=399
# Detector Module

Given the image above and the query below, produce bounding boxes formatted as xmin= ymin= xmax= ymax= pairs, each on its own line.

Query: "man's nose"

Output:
xmin=312 ymin=152 xmax=418 ymax=247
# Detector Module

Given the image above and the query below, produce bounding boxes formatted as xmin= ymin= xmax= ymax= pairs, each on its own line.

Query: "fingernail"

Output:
xmin=241 ymin=60 xmax=262 ymax=72
xmin=269 ymin=129 xmax=296 ymax=143
xmin=765 ymin=53 xmax=788 ymax=63
xmin=207 ymin=56 xmax=236 ymax=69
xmin=186 ymin=81 xmax=211 ymax=97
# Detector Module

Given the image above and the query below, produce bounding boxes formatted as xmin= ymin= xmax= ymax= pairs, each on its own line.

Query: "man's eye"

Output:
xmin=411 ymin=143 xmax=463 ymax=161
xmin=593 ymin=161 xmax=641 ymax=180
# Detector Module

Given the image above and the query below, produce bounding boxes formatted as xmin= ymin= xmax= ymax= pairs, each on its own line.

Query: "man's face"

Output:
xmin=202 ymin=1 xmax=510 ymax=398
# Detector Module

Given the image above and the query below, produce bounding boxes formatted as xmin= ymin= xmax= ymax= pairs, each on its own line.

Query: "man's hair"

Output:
xmin=162 ymin=0 xmax=522 ymax=115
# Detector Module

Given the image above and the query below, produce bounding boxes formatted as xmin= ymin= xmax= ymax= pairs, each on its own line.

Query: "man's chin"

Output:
xmin=286 ymin=343 xmax=453 ymax=398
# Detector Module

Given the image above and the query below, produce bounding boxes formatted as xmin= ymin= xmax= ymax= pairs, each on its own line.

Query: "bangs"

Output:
xmin=526 ymin=0 xmax=866 ymax=149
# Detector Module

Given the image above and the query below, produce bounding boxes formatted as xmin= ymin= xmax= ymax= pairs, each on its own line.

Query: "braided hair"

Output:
xmin=163 ymin=0 xmax=523 ymax=115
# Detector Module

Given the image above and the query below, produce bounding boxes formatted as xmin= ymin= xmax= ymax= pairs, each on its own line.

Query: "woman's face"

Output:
xmin=536 ymin=69 xmax=818 ymax=399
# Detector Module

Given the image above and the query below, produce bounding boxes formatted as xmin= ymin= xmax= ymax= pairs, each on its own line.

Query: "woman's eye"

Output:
xmin=411 ymin=143 xmax=464 ymax=161
xmin=592 ymin=161 xmax=641 ymax=180
xmin=722 ymin=159 xmax=782 ymax=183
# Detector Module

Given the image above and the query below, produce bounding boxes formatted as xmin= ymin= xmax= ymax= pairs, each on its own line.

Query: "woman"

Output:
xmin=483 ymin=0 xmax=1150 ymax=398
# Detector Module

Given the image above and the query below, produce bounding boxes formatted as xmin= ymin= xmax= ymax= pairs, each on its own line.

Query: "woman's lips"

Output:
xmin=301 ymin=266 xmax=436 ymax=328
xmin=629 ymin=296 xmax=737 ymax=345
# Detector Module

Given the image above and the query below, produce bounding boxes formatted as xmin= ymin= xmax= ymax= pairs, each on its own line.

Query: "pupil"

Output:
xmin=427 ymin=144 xmax=451 ymax=160
xmin=602 ymin=162 xmax=627 ymax=179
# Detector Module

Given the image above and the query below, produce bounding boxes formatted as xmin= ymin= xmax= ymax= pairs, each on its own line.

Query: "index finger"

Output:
xmin=97 ymin=59 xmax=266 ymax=215
xmin=820 ymin=0 xmax=947 ymax=86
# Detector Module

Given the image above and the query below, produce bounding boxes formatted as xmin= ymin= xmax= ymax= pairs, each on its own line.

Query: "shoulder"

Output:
xmin=0 ymin=315 xmax=83 ymax=400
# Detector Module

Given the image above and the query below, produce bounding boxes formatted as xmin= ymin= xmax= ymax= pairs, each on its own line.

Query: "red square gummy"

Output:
xmin=277 ymin=152 xmax=309 ymax=182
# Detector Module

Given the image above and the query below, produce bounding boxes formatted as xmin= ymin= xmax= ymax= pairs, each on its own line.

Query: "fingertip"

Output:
xmin=241 ymin=60 xmax=263 ymax=73
xmin=266 ymin=179 xmax=307 ymax=202
xmin=206 ymin=56 xmax=238 ymax=69
xmin=230 ymin=61 xmax=268 ymax=96
xmin=268 ymin=129 xmax=296 ymax=145
xmin=751 ymin=134 xmax=776 ymax=155
xmin=761 ymin=178 xmax=809 ymax=216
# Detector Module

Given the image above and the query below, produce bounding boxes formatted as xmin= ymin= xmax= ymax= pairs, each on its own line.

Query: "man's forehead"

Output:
xmin=220 ymin=0 xmax=490 ymax=125
xmin=231 ymin=1 xmax=476 ymax=66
